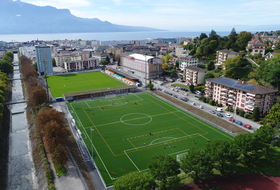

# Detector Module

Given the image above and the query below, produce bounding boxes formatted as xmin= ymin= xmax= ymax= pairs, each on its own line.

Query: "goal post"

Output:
xmin=176 ymin=152 xmax=188 ymax=162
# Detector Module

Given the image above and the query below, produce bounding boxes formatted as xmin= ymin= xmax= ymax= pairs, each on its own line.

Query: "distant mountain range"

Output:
xmin=0 ymin=0 xmax=162 ymax=34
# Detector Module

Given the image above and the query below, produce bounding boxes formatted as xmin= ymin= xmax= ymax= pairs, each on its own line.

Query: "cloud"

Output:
xmin=23 ymin=0 xmax=91 ymax=8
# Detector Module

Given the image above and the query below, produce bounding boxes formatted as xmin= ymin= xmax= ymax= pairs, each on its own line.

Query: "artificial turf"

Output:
xmin=67 ymin=92 xmax=234 ymax=187
xmin=47 ymin=72 xmax=127 ymax=98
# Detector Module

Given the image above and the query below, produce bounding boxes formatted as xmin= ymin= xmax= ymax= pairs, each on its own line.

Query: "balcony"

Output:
xmin=246 ymin=93 xmax=256 ymax=97
xmin=229 ymin=90 xmax=236 ymax=94
xmin=245 ymin=105 xmax=254 ymax=110
xmin=221 ymin=88 xmax=228 ymax=92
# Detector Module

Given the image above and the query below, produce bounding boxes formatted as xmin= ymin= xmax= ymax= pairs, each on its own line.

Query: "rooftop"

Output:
xmin=207 ymin=77 xmax=278 ymax=94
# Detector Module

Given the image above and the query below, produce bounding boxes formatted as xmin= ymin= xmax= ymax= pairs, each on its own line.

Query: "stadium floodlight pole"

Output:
xmin=145 ymin=54 xmax=147 ymax=90
xmin=90 ymin=128 xmax=94 ymax=160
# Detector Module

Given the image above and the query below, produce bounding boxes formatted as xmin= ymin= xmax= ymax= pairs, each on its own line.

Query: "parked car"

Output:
xmin=195 ymin=90 xmax=201 ymax=95
xmin=182 ymin=97 xmax=189 ymax=102
xmin=244 ymin=124 xmax=252 ymax=129
xmin=224 ymin=113 xmax=232 ymax=117
xmin=215 ymin=108 xmax=223 ymax=112
xmin=209 ymin=110 xmax=216 ymax=114
xmin=229 ymin=118 xmax=235 ymax=122
xmin=217 ymin=113 xmax=223 ymax=117
xmin=235 ymin=121 xmax=243 ymax=125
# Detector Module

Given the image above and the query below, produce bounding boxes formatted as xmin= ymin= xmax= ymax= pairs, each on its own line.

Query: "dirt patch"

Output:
xmin=152 ymin=90 xmax=248 ymax=135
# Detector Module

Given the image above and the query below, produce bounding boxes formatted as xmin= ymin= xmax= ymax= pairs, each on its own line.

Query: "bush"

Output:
xmin=209 ymin=99 xmax=215 ymax=105
xmin=239 ymin=109 xmax=245 ymax=117
xmin=244 ymin=113 xmax=251 ymax=119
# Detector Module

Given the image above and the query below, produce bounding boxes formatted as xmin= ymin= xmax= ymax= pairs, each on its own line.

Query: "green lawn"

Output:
xmin=67 ymin=92 xmax=234 ymax=187
xmin=47 ymin=72 xmax=127 ymax=98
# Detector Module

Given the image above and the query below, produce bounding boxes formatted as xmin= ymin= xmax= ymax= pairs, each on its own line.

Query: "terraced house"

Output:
xmin=205 ymin=77 xmax=278 ymax=115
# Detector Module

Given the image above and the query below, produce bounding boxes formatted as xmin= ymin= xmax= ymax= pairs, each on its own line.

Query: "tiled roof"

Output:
xmin=185 ymin=66 xmax=207 ymax=72
xmin=206 ymin=77 xmax=278 ymax=94
xmin=217 ymin=49 xmax=239 ymax=54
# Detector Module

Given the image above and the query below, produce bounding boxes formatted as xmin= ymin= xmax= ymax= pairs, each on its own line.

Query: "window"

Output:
xmin=241 ymin=104 xmax=244 ymax=107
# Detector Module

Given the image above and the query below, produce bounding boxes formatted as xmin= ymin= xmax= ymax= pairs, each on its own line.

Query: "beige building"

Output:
xmin=121 ymin=53 xmax=162 ymax=79
xmin=216 ymin=49 xmax=240 ymax=66
xmin=178 ymin=55 xmax=198 ymax=70
xmin=64 ymin=58 xmax=98 ymax=72
xmin=246 ymin=34 xmax=267 ymax=57
xmin=205 ymin=77 xmax=278 ymax=115
xmin=183 ymin=66 xmax=207 ymax=86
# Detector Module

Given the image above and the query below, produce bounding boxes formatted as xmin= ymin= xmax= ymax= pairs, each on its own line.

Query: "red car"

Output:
xmin=229 ymin=118 xmax=235 ymax=122
xmin=244 ymin=124 xmax=252 ymax=129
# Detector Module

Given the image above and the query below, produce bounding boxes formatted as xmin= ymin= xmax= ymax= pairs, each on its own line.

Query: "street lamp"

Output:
xmin=90 ymin=128 xmax=94 ymax=159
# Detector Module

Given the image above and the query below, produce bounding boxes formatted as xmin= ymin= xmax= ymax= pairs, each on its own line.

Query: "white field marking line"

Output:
xmin=99 ymin=96 xmax=124 ymax=102
xmin=199 ymin=133 xmax=209 ymax=140
xmin=70 ymin=103 xmax=115 ymax=181
xmin=169 ymin=149 xmax=190 ymax=156
xmin=147 ymin=93 xmax=234 ymax=140
xmin=124 ymin=133 xmax=201 ymax=152
xmin=150 ymin=137 xmax=177 ymax=145
xmin=85 ymin=101 xmax=91 ymax=108
xmin=133 ymin=93 xmax=144 ymax=101
xmin=124 ymin=151 xmax=140 ymax=172
xmin=89 ymin=110 xmax=181 ymax=128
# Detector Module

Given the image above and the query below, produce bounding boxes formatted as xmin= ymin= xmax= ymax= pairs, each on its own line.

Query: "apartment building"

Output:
xmin=216 ymin=49 xmax=240 ymax=66
xmin=205 ymin=77 xmax=278 ymax=115
xmin=246 ymin=34 xmax=267 ymax=57
xmin=178 ymin=55 xmax=198 ymax=70
xmin=64 ymin=57 xmax=98 ymax=72
xmin=120 ymin=53 xmax=162 ymax=79
xmin=35 ymin=45 xmax=53 ymax=75
xmin=183 ymin=66 xmax=207 ymax=86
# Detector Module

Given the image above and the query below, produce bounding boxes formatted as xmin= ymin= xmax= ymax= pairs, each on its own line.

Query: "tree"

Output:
xmin=199 ymin=33 xmax=208 ymax=41
xmin=114 ymin=171 xmax=156 ymax=190
xmin=254 ymin=125 xmax=279 ymax=155
xmin=236 ymin=31 xmax=252 ymax=50
xmin=52 ymin=58 xmax=56 ymax=67
xmin=252 ymin=107 xmax=260 ymax=121
xmin=162 ymin=63 xmax=168 ymax=70
xmin=263 ymin=103 xmax=280 ymax=127
xmin=207 ymin=61 xmax=215 ymax=71
xmin=148 ymin=155 xmax=180 ymax=189
xmin=180 ymin=148 xmax=214 ymax=182
xmin=234 ymin=133 xmax=263 ymax=165
xmin=205 ymin=140 xmax=239 ymax=175
xmin=28 ymin=85 xmax=48 ymax=109
xmin=223 ymin=56 xmax=252 ymax=79
xmin=208 ymin=30 xmax=219 ymax=41
xmin=146 ymin=80 xmax=154 ymax=90
xmin=203 ymin=72 xmax=215 ymax=84
xmin=189 ymin=84 xmax=194 ymax=93
xmin=99 ymin=59 xmax=108 ymax=65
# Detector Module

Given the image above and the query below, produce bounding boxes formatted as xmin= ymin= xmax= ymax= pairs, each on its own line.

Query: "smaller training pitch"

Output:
xmin=47 ymin=72 xmax=127 ymax=98
xmin=67 ymin=92 xmax=234 ymax=187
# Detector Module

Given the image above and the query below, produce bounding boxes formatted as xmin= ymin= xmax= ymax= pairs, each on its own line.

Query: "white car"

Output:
xmin=215 ymin=108 xmax=223 ymax=112
xmin=224 ymin=113 xmax=232 ymax=117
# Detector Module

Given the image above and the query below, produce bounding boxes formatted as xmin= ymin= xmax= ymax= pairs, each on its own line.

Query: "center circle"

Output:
xmin=120 ymin=113 xmax=152 ymax=126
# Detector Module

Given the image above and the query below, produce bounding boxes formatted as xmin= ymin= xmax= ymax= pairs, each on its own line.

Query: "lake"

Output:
xmin=0 ymin=31 xmax=235 ymax=42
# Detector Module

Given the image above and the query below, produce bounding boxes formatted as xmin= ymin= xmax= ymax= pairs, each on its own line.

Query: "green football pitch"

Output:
xmin=47 ymin=72 xmax=127 ymax=98
xmin=67 ymin=92 xmax=234 ymax=187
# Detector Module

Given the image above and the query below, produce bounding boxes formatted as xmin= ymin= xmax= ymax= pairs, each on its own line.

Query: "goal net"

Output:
xmin=176 ymin=152 xmax=188 ymax=162
xmin=105 ymin=94 xmax=116 ymax=99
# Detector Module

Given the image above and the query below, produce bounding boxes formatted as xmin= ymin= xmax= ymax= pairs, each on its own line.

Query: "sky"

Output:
xmin=19 ymin=0 xmax=280 ymax=31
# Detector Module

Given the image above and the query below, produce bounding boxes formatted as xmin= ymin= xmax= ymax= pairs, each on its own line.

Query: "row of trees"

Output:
xmin=184 ymin=30 xmax=253 ymax=59
xmin=20 ymin=56 xmax=68 ymax=180
xmin=114 ymin=125 xmax=280 ymax=190
xmin=0 ymin=50 xmax=13 ymax=74
xmin=0 ymin=51 xmax=13 ymax=125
